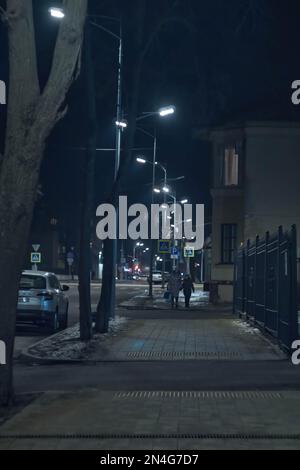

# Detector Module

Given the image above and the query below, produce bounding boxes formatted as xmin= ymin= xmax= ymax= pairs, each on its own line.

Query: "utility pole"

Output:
xmin=149 ymin=130 xmax=157 ymax=298
xmin=78 ymin=21 xmax=96 ymax=341
xmin=109 ymin=21 xmax=123 ymax=320
xmin=96 ymin=20 xmax=123 ymax=333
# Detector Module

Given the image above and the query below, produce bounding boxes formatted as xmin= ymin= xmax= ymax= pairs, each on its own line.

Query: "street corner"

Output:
xmin=19 ymin=317 xmax=129 ymax=365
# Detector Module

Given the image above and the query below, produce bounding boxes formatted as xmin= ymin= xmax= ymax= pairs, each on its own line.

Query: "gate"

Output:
xmin=233 ymin=225 xmax=298 ymax=352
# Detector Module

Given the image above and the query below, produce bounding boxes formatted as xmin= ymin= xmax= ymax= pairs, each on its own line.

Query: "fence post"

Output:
xmin=277 ymin=226 xmax=283 ymax=340
xmin=254 ymin=235 xmax=259 ymax=323
xmin=264 ymin=231 xmax=270 ymax=331
xmin=290 ymin=225 xmax=298 ymax=348
xmin=232 ymin=249 xmax=237 ymax=315
xmin=245 ymin=240 xmax=250 ymax=320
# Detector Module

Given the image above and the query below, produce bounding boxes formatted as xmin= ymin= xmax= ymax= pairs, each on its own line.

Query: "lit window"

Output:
xmin=224 ymin=147 xmax=239 ymax=186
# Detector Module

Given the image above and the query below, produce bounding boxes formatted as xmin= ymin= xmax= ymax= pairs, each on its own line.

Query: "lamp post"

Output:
xmin=134 ymin=106 xmax=176 ymax=296
xmin=155 ymin=189 xmax=189 ymax=271
xmin=49 ymin=8 xmax=123 ymax=325
xmin=136 ymin=156 xmax=169 ymax=289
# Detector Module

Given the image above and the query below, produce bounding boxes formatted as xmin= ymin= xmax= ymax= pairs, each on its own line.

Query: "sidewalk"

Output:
xmin=119 ymin=286 xmax=210 ymax=310
xmin=3 ymin=301 xmax=299 ymax=450
xmin=1 ymin=389 xmax=300 ymax=449
xmin=22 ymin=308 xmax=286 ymax=363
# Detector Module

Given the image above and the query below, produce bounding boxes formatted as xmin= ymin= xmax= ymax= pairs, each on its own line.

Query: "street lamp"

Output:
xmin=49 ymin=7 xmax=65 ymax=18
xmin=135 ymin=106 xmax=175 ymax=297
xmin=115 ymin=120 xmax=127 ymax=129
xmin=50 ymin=7 xmax=123 ymax=325
xmin=159 ymin=106 xmax=176 ymax=117
xmin=137 ymin=106 xmax=176 ymax=122
xmin=136 ymin=157 xmax=168 ymax=188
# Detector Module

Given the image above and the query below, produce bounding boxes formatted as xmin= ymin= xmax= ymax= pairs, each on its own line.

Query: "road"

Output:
xmin=14 ymin=282 xmax=147 ymax=358
xmin=14 ymin=360 xmax=300 ymax=395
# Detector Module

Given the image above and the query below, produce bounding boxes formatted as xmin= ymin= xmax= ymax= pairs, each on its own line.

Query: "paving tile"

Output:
xmin=95 ymin=317 xmax=282 ymax=362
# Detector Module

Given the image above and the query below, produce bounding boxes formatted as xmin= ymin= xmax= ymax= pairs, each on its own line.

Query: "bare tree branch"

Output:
xmin=38 ymin=0 xmax=87 ymax=136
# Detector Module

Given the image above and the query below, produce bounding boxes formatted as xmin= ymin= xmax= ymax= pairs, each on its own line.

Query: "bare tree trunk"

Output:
xmin=0 ymin=145 xmax=43 ymax=404
xmin=0 ymin=0 xmax=87 ymax=405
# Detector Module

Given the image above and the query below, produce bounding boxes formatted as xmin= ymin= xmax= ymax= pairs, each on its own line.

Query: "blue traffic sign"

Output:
xmin=31 ymin=253 xmax=41 ymax=264
xmin=158 ymin=240 xmax=172 ymax=254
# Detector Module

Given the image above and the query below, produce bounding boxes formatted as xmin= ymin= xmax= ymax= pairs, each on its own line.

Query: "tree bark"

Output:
xmin=0 ymin=0 xmax=87 ymax=405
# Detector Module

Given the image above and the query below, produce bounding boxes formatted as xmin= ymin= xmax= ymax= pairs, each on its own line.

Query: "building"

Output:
xmin=199 ymin=121 xmax=300 ymax=302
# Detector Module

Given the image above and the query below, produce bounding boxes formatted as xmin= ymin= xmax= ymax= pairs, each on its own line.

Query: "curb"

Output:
xmin=19 ymin=326 xmax=86 ymax=365
xmin=19 ymin=317 xmax=130 ymax=366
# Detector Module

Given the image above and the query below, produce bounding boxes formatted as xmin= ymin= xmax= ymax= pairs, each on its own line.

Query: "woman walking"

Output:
xmin=167 ymin=270 xmax=182 ymax=309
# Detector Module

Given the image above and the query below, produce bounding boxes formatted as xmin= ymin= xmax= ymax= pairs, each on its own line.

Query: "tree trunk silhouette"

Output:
xmin=0 ymin=0 xmax=87 ymax=405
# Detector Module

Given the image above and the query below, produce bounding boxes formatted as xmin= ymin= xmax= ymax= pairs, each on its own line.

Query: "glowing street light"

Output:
xmin=136 ymin=157 xmax=147 ymax=164
xmin=162 ymin=186 xmax=170 ymax=193
xmin=116 ymin=120 xmax=127 ymax=129
xmin=181 ymin=199 xmax=188 ymax=204
xmin=154 ymin=188 xmax=161 ymax=194
xmin=49 ymin=7 xmax=65 ymax=18
xmin=158 ymin=106 xmax=176 ymax=117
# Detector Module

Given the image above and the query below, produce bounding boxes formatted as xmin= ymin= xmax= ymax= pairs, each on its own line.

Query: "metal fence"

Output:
xmin=233 ymin=225 xmax=298 ymax=352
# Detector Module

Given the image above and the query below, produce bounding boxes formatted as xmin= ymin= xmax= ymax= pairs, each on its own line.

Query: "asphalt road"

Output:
xmin=14 ymin=360 xmax=300 ymax=395
xmin=14 ymin=282 xmax=147 ymax=358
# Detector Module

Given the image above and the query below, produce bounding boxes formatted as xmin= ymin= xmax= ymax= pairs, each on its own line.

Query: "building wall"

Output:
xmin=209 ymin=130 xmax=245 ymax=303
xmin=211 ymin=189 xmax=244 ymax=302
xmin=244 ymin=125 xmax=300 ymax=253
xmin=208 ymin=122 xmax=300 ymax=303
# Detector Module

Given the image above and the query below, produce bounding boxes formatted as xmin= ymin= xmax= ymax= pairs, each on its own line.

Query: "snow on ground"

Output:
xmin=26 ymin=316 xmax=128 ymax=361
xmin=232 ymin=320 xmax=261 ymax=336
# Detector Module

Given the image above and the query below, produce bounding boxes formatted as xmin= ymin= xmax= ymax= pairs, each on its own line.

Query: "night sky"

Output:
xmin=1 ymin=0 xmax=300 ymax=252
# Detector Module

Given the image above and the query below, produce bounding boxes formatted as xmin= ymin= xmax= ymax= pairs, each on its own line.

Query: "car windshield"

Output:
xmin=20 ymin=275 xmax=46 ymax=290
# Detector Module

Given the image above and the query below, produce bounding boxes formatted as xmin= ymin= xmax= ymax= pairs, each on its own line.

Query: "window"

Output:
xmin=20 ymin=275 xmax=46 ymax=290
xmin=223 ymin=147 xmax=239 ymax=186
xmin=49 ymin=275 xmax=60 ymax=290
xmin=221 ymin=224 xmax=237 ymax=264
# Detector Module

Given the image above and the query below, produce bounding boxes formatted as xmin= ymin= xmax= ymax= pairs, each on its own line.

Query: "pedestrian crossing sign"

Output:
xmin=158 ymin=240 xmax=172 ymax=254
xmin=31 ymin=253 xmax=41 ymax=264
xmin=184 ymin=247 xmax=195 ymax=258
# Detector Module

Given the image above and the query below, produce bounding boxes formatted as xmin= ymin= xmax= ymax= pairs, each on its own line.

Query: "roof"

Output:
xmin=22 ymin=271 xmax=54 ymax=277
xmin=194 ymin=96 xmax=300 ymax=140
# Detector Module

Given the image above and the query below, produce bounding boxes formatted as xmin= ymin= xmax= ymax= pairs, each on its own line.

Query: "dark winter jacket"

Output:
xmin=182 ymin=278 xmax=195 ymax=296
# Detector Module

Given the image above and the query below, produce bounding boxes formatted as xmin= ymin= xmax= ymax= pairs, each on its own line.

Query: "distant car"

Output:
xmin=17 ymin=271 xmax=69 ymax=332
xmin=147 ymin=271 xmax=170 ymax=285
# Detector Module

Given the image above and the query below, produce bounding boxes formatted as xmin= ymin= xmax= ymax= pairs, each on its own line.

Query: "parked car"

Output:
xmin=147 ymin=271 xmax=170 ymax=285
xmin=17 ymin=271 xmax=69 ymax=332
